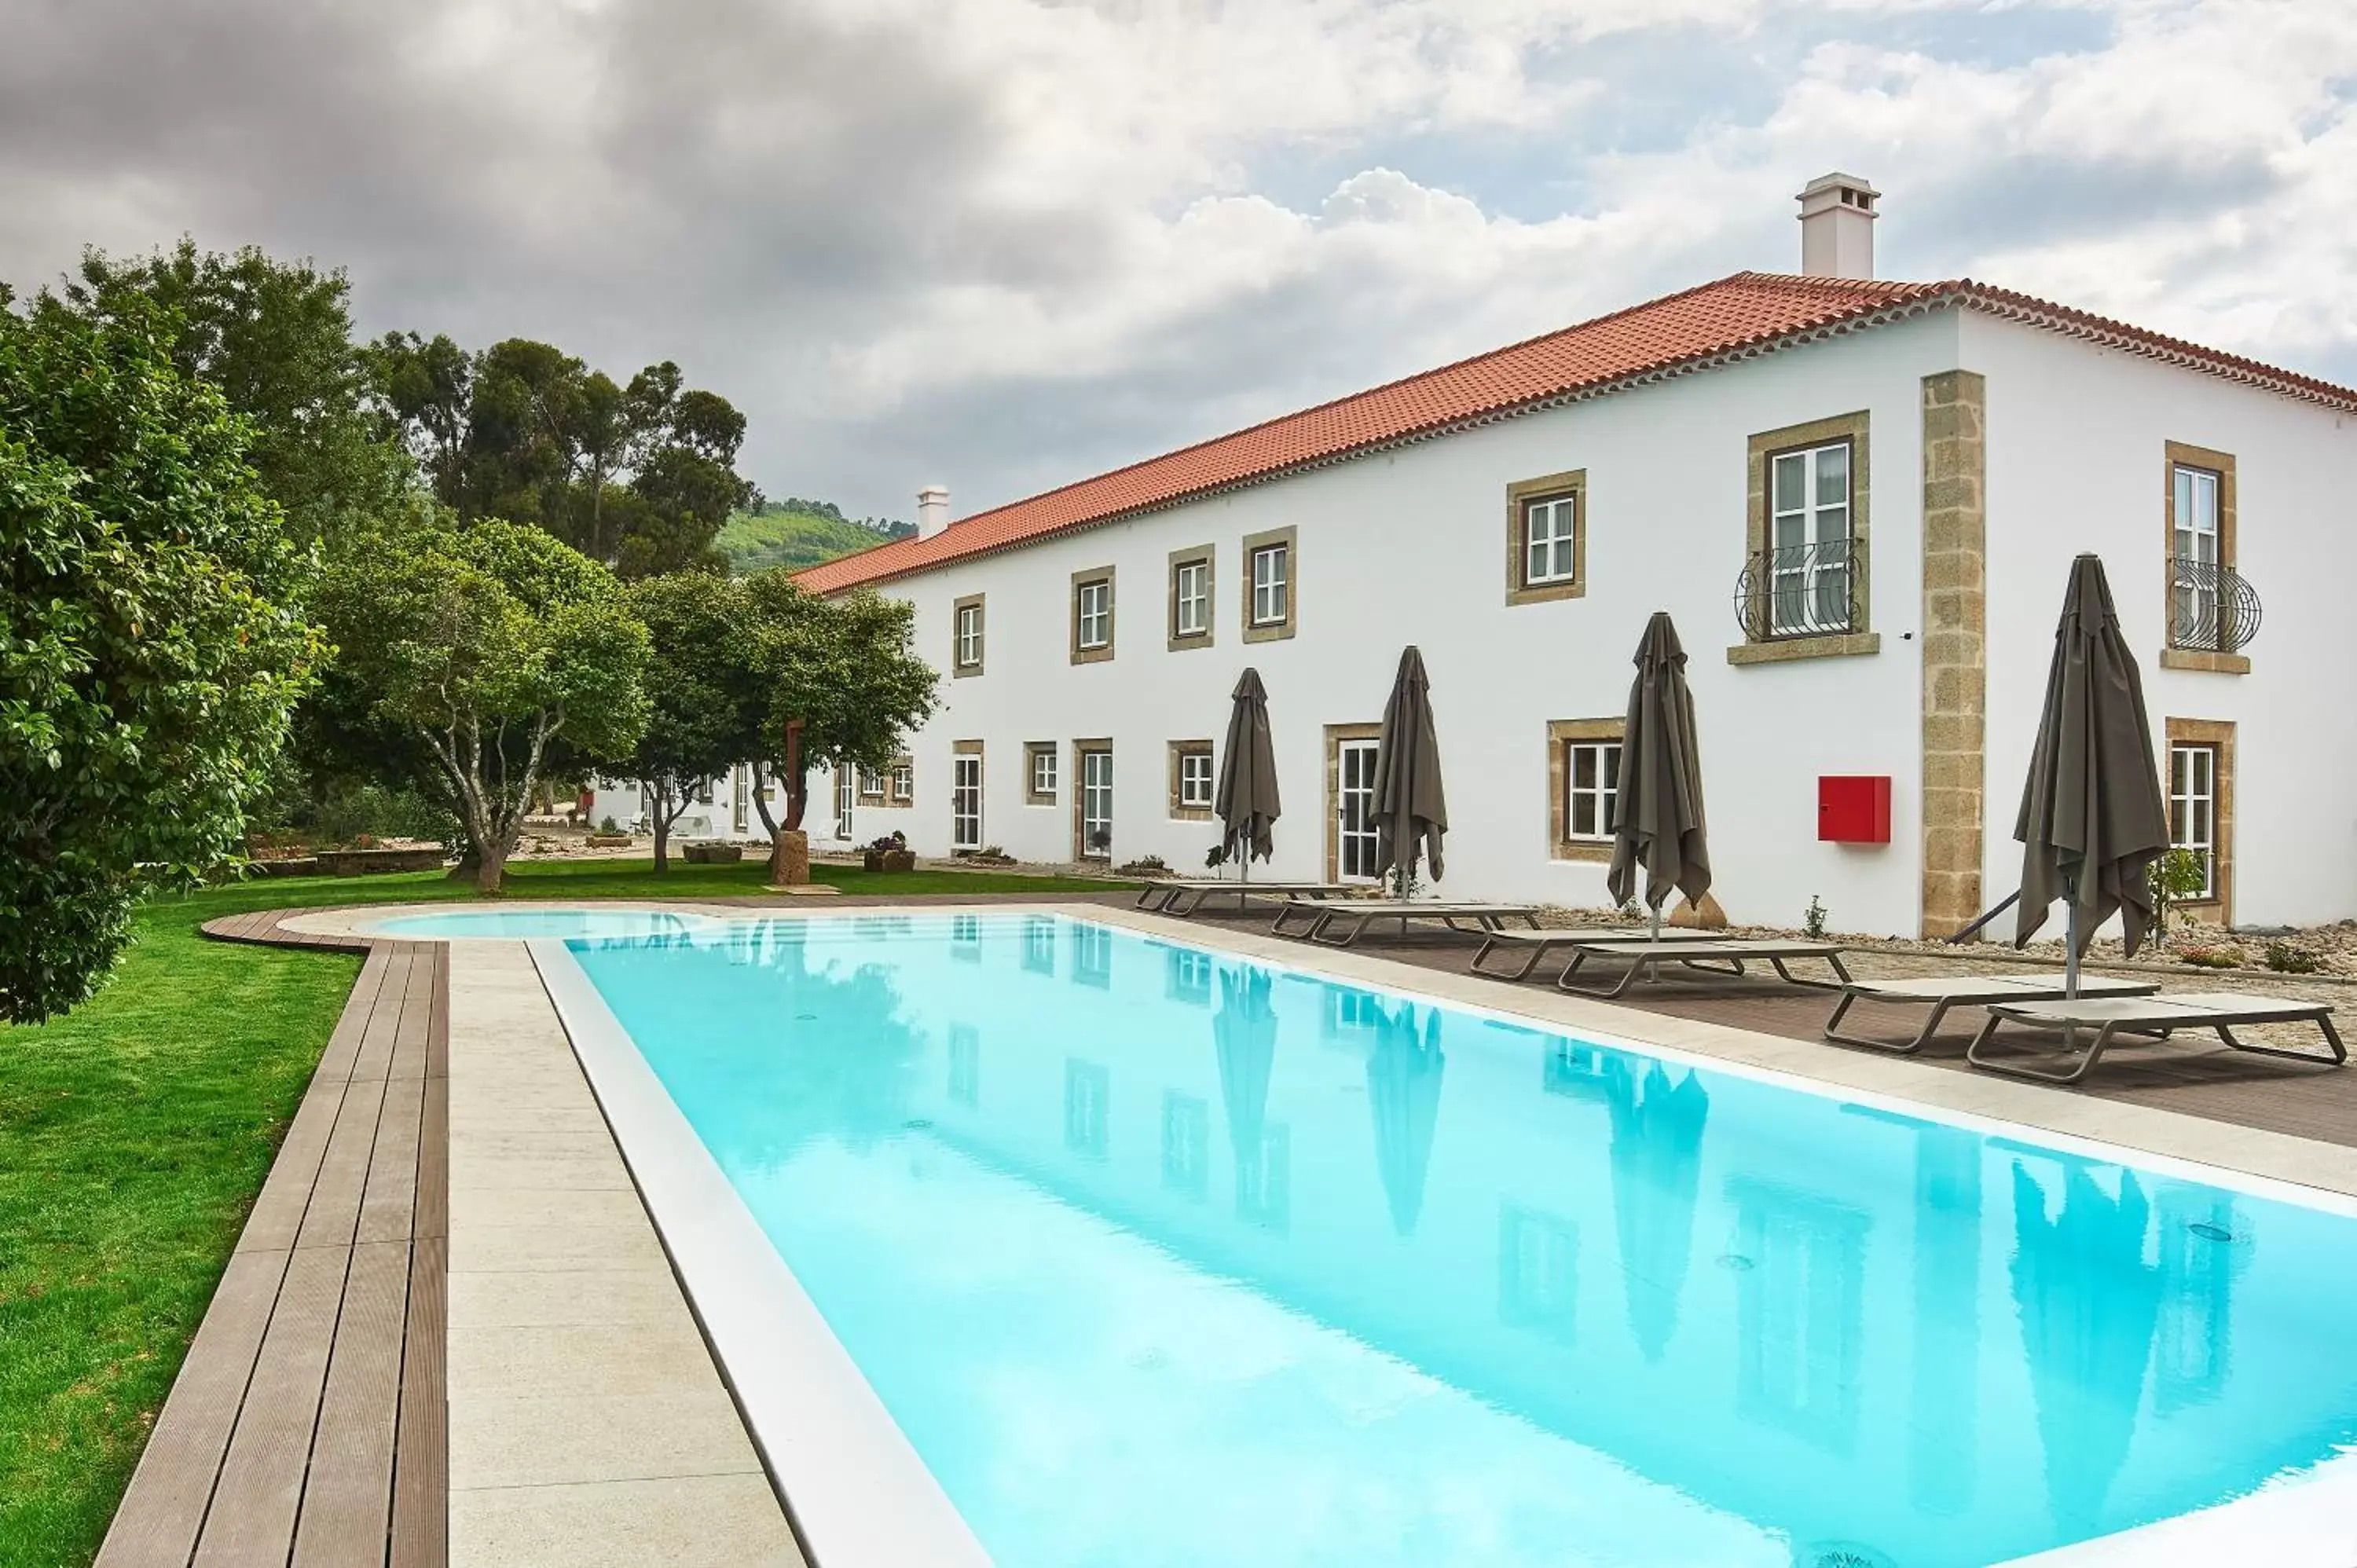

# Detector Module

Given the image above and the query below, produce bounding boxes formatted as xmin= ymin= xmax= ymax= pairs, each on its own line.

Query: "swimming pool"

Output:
xmin=541 ymin=912 xmax=2357 ymax=1566
xmin=372 ymin=907 xmax=711 ymax=940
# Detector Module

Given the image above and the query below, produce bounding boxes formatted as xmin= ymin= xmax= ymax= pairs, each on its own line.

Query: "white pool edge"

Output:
xmin=523 ymin=903 xmax=2357 ymax=1566
xmin=528 ymin=936 xmax=992 ymax=1568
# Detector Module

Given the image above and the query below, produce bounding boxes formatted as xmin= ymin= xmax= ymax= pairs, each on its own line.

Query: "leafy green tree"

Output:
xmin=40 ymin=240 xmax=411 ymax=542
xmin=620 ymin=573 xmax=762 ymax=872
xmin=315 ymin=518 xmax=651 ymax=891
xmin=740 ymin=573 xmax=938 ymax=833
xmin=2 ymin=287 xmax=322 ymax=1021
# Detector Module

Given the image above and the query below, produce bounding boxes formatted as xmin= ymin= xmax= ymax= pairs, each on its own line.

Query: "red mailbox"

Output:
xmin=1818 ymin=775 xmax=1891 ymax=844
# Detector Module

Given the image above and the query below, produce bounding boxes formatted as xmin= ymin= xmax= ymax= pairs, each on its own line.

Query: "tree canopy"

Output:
xmin=2 ymin=287 xmax=322 ymax=1021
xmin=741 ymin=573 xmax=938 ymax=829
xmin=618 ymin=573 xmax=763 ymax=870
xmin=372 ymin=333 xmax=754 ymax=577
xmin=314 ymin=518 xmax=651 ymax=890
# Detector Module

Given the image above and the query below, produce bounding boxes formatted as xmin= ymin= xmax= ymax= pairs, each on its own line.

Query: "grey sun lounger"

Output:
xmin=1966 ymin=991 xmax=2346 ymax=1084
xmin=1135 ymin=879 xmax=1351 ymax=915
xmin=1270 ymin=897 xmax=1541 ymax=946
xmin=1822 ymin=973 xmax=2161 ymax=1055
xmin=1468 ymin=926 xmax=1735 ymax=982
xmin=1556 ymin=938 xmax=1851 ymax=998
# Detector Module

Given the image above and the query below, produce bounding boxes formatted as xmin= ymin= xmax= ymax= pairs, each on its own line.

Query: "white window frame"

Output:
xmin=1563 ymin=738 xmax=1622 ymax=842
xmin=1175 ymin=559 xmax=1209 ymax=639
xmin=833 ymin=768 xmax=854 ymax=840
xmin=951 ymin=754 xmax=982 ymax=851
xmin=2172 ymin=463 xmax=2221 ymax=649
xmin=1080 ymin=749 xmax=1114 ymax=859
xmin=1523 ymin=493 xmax=1578 ymax=586
xmin=1029 ymin=746 xmax=1058 ymax=802
xmin=1178 ymin=747 xmax=1214 ymax=811
xmin=1076 ymin=579 xmax=1112 ymax=650
xmin=1250 ymin=544 xmax=1289 ymax=627
xmin=955 ymin=602 xmax=984 ymax=669
xmin=1336 ymin=738 xmax=1380 ymax=882
xmin=890 ymin=762 xmax=912 ymax=804
xmin=1768 ymin=439 xmax=1853 ymax=636
xmin=858 ymin=767 xmax=885 ymax=800
xmin=2169 ymin=742 xmax=2218 ymax=899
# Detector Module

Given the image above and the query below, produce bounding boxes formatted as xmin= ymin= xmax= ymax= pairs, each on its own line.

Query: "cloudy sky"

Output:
xmin=5 ymin=0 xmax=2352 ymax=522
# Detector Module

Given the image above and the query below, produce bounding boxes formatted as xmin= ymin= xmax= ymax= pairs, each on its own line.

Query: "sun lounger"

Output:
xmin=1270 ymin=897 xmax=1541 ymax=946
xmin=1468 ymin=926 xmax=1735 ymax=982
xmin=1135 ymin=879 xmax=1351 ymax=915
xmin=1821 ymin=973 xmax=2160 ymax=1055
xmin=1966 ymin=991 xmax=2345 ymax=1084
xmin=1556 ymin=938 xmax=1851 ymax=998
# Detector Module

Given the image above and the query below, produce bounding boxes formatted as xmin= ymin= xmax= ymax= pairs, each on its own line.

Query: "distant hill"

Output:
xmin=714 ymin=500 xmax=914 ymax=575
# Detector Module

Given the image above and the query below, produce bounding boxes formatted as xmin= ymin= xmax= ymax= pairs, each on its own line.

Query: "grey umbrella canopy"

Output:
xmin=1365 ymin=1000 xmax=1446 ymax=1236
xmin=1212 ymin=967 xmax=1278 ymax=1169
xmin=1607 ymin=612 xmax=1712 ymax=922
xmin=2013 ymin=554 xmax=2171 ymax=984
xmin=1214 ymin=667 xmax=1281 ymax=873
xmin=1372 ymin=646 xmax=1446 ymax=896
xmin=1603 ymin=1055 xmax=1710 ymax=1362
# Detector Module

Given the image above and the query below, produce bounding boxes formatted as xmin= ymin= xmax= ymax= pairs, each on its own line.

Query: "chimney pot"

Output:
xmin=1796 ymin=172 xmax=1880 ymax=280
xmin=916 ymin=485 xmax=951 ymax=540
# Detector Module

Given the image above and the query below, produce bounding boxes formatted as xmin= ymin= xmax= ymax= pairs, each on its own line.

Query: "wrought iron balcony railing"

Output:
xmin=1733 ymin=538 xmax=1865 ymax=641
xmin=2169 ymin=557 xmax=2262 ymax=654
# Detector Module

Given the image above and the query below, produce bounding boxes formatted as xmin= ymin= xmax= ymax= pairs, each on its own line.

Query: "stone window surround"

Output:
xmin=878 ymin=754 xmax=914 ymax=809
xmin=951 ymin=594 xmax=985 ymax=677
xmin=1322 ymin=722 xmax=1381 ymax=884
xmin=2159 ymin=441 xmax=2249 ymax=675
xmin=2165 ymin=716 xmax=2236 ymax=927
xmin=1168 ymin=739 xmax=1215 ymax=822
xmin=1071 ymin=567 xmax=1116 ymax=665
xmin=1728 ymin=409 xmax=1879 ymax=665
xmin=1023 ymin=741 xmax=1059 ymax=805
xmin=1241 ymin=526 xmax=1298 ymax=643
xmin=1072 ymin=738 xmax=1113 ymax=860
xmin=856 ymin=766 xmax=886 ymax=804
xmin=1168 ymin=544 xmax=1216 ymax=652
xmin=1505 ymin=469 xmax=1588 ymax=607
xmin=1546 ymin=718 xmax=1624 ymax=863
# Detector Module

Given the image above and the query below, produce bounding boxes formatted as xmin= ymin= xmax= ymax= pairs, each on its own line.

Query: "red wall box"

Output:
xmin=1818 ymin=775 xmax=1892 ymax=844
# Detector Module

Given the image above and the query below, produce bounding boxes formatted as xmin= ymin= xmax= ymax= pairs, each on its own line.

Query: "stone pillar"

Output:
xmin=1919 ymin=370 xmax=1988 ymax=939
xmin=768 ymin=828 xmax=811 ymax=888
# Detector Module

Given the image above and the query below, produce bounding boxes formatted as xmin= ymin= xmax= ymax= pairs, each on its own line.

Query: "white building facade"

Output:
xmin=796 ymin=181 xmax=2357 ymax=939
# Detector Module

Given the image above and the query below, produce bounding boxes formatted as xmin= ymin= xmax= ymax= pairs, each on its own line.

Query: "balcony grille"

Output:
xmin=1733 ymin=538 xmax=1865 ymax=641
xmin=2169 ymin=557 xmax=2262 ymax=654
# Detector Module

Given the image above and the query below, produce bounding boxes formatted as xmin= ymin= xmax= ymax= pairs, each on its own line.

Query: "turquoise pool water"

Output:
xmin=567 ymin=913 xmax=2357 ymax=1567
xmin=376 ymin=907 xmax=705 ymax=940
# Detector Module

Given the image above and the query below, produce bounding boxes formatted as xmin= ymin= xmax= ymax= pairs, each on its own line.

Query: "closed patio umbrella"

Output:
xmin=1365 ymin=1000 xmax=1446 ymax=1236
xmin=1607 ymin=612 xmax=1712 ymax=939
xmin=1603 ymin=1055 xmax=1710 ymax=1362
xmin=1212 ymin=966 xmax=1278 ymax=1168
xmin=2013 ymin=554 xmax=2170 ymax=995
xmin=1215 ymin=667 xmax=1281 ymax=880
xmin=1372 ymin=646 xmax=1446 ymax=899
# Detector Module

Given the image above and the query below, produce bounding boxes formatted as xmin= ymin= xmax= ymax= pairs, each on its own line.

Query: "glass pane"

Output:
xmin=1773 ymin=452 xmax=1806 ymax=511
xmin=1573 ymin=746 xmax=1596 ymax=789
xmin=1816 ymin=510 xmax=1849 ymax=550
xmin=1816 ymin=443 xmax=1849 ymax=507
xmin=2174 ymin=468 xmax=2194 ymax=529
xmin=1602 ymin=745 xmax=1621 ymax=790
xmin=1571 ymin=795 xmax=1595 ymax=837
xmin=1774 ymin=515 xmax=1805 ymax=553
xmin=1527 ymin=534 xmax=1549 ymax=583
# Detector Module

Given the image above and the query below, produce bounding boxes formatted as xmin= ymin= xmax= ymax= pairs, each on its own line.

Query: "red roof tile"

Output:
xmin=797 ymin=270 xmax=2357 ymax=594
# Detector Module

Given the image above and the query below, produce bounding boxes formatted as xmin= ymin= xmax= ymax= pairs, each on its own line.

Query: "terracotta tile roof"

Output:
xmin=797 ymin=270 xmax=2357 ymax=594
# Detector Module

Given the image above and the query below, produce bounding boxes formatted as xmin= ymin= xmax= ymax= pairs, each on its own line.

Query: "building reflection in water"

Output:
xmin=1365 ymin=1000 xmax=1446 ymax=1237
xmin=2151 ymin=1186 xmax=2245 ymax=1416
xmin=1727 ymin=1174 xmax=1871 ymax=1456
xmin=1908 ymin=1124 xmax=1981 ymax=1519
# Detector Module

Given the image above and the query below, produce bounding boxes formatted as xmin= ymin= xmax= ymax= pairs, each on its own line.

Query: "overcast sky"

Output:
xmin=4 ymin=0 xmax=2352 ymax=522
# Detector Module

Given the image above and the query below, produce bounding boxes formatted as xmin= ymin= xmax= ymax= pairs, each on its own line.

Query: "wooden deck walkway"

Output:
xmin=98 ymin=914 xmax=449 ymax=1568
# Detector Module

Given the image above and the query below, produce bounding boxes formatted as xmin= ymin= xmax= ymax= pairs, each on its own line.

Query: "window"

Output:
xmin=694 ymin=776 xmax=714 ymax=804
xmin=858 ymin=768 xmax=885 ymax=804
xmin=1168 ymin=547 xmax=1214 ymax=650
xmin=1739 ymin=413 xmax=1872 ymax=658
xmin=1547 ymin=719 xmax=1623 ymax=862
xmin=951 ymin=743 xmax=982 ymax=851
xmin=834 ymin=768 xmax=854 ymax=840
xmin=1160 ymin=1091 xmax=1210 ymax=1200
xmin=2164 ymin=442 xmax=2239 ymax=664
xmin=1169 ymin=740 xmax=1214 ymax=821
xmin=947 ymin=1025 xmax=981 ymax=1108
xmin=1072 ymin=568 xmax=1115 ymax=662
xmin=1077 ymin=746 xmax=1113 ymax=859
xmin=889 ymin=759 xmax=913 ymax=804
xmin=1064 ymin=1060 xmax=1110 ymax=1159
xmin=1505 ymin=470 xmax=1586 ymax=606
xmin=1021 ymin=915 xmax=1056 ymax=975
xmin=2169 ymin=742 xmax=2216 ymax=899
xmin=1025 ymin=742 xmax=1058 ymax=804
xmin=1241 ymin=526 xmax=1296 ymax=641
xmin=1165 ymin=947 xmax=1214 ymax=1006
xmin=951 ymin=594 xmax=985 ymax=675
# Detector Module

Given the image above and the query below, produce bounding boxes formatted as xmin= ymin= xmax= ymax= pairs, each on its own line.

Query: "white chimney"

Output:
xmin=1797 ymin=173 xmax=1880 ymax=280
xmin=915 ymin=485 xmax=951 ymax=540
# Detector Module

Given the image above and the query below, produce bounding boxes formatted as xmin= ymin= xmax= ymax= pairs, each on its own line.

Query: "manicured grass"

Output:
xmin=0 ymin=855 xmax=1127 ymax=1566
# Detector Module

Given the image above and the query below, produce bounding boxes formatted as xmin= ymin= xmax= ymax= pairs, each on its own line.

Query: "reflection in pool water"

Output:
xmin=372 ymin=907 xmax=707 ymax=940
xmin=567 ymin=914 xmax=2357 ymax=1568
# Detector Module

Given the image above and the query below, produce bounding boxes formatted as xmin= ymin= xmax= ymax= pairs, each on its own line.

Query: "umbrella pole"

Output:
xmin=2065 ymin=896 xmax=2082 ymax=1001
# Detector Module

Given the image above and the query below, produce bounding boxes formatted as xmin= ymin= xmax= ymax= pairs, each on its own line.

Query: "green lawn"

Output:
xmin=0 ymin=855 xmax=1124 ymax=1567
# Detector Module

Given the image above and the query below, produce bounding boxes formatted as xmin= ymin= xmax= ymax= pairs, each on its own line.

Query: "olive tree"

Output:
xmin=2 ymin=289 xmax=321 ymax=1021
xmin=618 ymin=572 xmax=761 ymax=872
xmin=317 ymin=518 xmax=650 ymax=891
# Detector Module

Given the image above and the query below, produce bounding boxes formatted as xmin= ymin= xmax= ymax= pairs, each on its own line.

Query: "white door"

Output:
xmin=951 ymin=755 xmax=983 ymax=851
xmin=1336 ymin=738 xmax=1380 ymax=881
xmin=731 ymin=764 xmax=749 ymax=833
xmin=834 ymin=768 xmax=855 ymax=840
xmin=1080 ymin=749 xmax=1113 ymax=859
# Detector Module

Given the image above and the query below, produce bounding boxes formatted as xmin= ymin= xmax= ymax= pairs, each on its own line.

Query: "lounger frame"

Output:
xmin=1270 ymin=899 xmax=1541 ymax=947
xmin=1468 ymin=929 xmax=1736 ymax=983
xmin=1135 ymin=880 xmax=1350 ymax=915
xmin=1967 ymin=995 xmax=2347 ymax=1084
xmin=1822 ymin=975 xmax=2159 ymax=1056
xmin=1556 ymin=940 xmax=1850 ymax=999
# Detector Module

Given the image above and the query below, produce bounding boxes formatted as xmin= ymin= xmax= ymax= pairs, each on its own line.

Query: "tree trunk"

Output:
xmin=447 ymin=848 xmax=480 ymax=882
xmin=752 ymin=775 xmax=778 ymax=836
xmin=476 ymin=840 xmax=508 ymax=893
xmin=653 ymin=813 xmax=671 ymax=873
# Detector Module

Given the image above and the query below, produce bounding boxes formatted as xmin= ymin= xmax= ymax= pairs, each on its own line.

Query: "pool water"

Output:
xmin=375 ymin=907 xmax=707 ymax=940
xmin=566 ymin=914 xmax=2357 ymax=1567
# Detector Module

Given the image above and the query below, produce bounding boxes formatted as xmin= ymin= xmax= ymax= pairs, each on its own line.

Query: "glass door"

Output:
xmin=1080 ymin=749 xmax=1113 ymax=859
xmin=1336 ymin=738 xmax=1379 ymax=881
xmin=834 ymin=768 xmax=855 ymax=841
xmin=951 ymin=754 xmax=983 ymax=851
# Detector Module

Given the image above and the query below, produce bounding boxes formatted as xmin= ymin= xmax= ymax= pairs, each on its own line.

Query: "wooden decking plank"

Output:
xmin=348 ymin=950 xmax=416 ymax=1083
xmin=295 ymin=1075 xmax=389 ymax=1253
xmin=190 ymin=1245 xmax=350 ymax=1568
xmin=93 ymin=1247 xmax=295 ymax=1568
xmin=357 ymin=1075 xmax=425 ymax=1247
xmin=237 ymin=949 xmax=391 ymax=1255
xmin=315 ymin=945 xmax=395 ymax=1085
xmin=426 ymin=943 xmax=450 ymax=1082
xmin=389 ymin=1235 xmax=449 ymax=1568
xmin=387 ymin=945 xmax=436 ymax=1083
xmin=413 ymin=1072 xmax=448 ymax=1244
xmin=291 ymin=1240 xmax=410 ymax=1568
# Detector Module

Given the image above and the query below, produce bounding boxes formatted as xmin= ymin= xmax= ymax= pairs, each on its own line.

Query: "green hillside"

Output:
xmin=714 ymin=501 xmax=912 ymax=575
